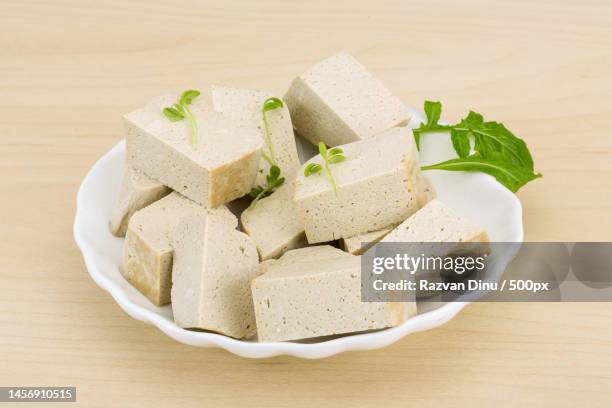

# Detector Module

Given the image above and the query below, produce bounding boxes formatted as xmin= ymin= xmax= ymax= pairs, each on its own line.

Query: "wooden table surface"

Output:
xmin=2 ymin=0 xmax=612 ymax=406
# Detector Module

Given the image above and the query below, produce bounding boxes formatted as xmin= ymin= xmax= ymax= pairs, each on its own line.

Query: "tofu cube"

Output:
xmin=382 ymin=199 xmax=489 ymax=244
xmin=109 ymin=166 xmax=171 ymax=237
xmin=380 ymin=199 xmax=489 ymax=296
xmin=293 ymin=127 xmax=431 ymax=243
xmin=124 ymin=93 xmax=263 ymax=207
xmin=123 ymin=192 xmax=236 ymax=306
xmin=251 ymin=246 xmax=415 ymax=342
xmin=210 ymin=85 xmax=301 ymax=185
xmin=340 ymin=176 xmax=437 ymax=254
xmin=284 ymin=52 xmax=411 ymax=147
xmin=341 ymin=228 xmax=393 ymax=255
xmin=171 ymin=214 xmax=260 ymax=339
xmin=240 ymin=183 xmax=306 ymax=260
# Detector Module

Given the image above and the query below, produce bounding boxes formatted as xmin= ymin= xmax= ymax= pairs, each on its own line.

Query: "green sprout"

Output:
xmin=163 ymin=89 xmax=201 ymax=148
xmin=304 ymin=142 xmax=346 ymax=194
xmin=248 ymin=165 xmax=285 ymax=209
xmin=261 ymin=97 xmax=284 ymax=165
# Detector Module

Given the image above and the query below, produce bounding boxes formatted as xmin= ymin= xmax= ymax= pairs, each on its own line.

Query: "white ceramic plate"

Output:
xmin=74 ymin=111 xmax=523 ymax=358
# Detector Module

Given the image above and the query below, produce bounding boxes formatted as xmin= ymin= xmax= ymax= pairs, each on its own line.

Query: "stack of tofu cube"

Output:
xmin=109 ymin=52 xmax=488 ymax=342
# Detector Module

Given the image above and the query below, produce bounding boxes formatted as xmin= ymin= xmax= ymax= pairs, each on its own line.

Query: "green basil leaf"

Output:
xmin=413 ymin=129 xmax=422 ymax=150
xmin=413 ymin=101 xmax=540 ymax=192
xmin=450 ymin=128 xmax=471 ymax=158
xmin=413 ymin=101 xmax=451 ymax=150
xmin=472 ymin=121 xmax=534 ymax=170
xmin=424 ymin=100 xmax=442 ymax=127
xmin=452 ymin=110 xmax=534 ymax=169
xmin=461 ymin=111 xmax=484 ymax=127
xmin=422 ymin=153 xmax=542 ymax=193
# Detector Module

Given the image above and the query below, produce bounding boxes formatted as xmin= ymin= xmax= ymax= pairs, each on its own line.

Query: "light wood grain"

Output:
xmin=1 ymin=0 xmax=612 ymax=406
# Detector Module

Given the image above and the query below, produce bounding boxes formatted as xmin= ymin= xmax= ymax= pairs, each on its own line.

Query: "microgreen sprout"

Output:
xmin=163 ymin=89 xmax=201 ymax=149
xmin=304 ymin=142 xmax=346 ymax=194
xmin=261 ymin=97 xmax=284 ymax=165
xmin=248 ymin=165 xmax=285 ymax=208
xmin=246 ymin=97 xmax=287 ymax=209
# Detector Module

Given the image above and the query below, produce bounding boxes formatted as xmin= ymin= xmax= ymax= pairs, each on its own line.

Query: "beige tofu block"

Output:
xmin=109 ymin=166 xmax=171 ymax=237
xmin=170 ymin=214 xmax=260 ymax=339
xmin=284 ymin=52 xmax=411 ymax=147
xmin=240 ymin=183 xmax=306 ymax=260
xmin=418 ymin=174 xmax=438 ymax=206
xmin=341 ymin=228 xmax=393 ymax=255
xmin=123 ymin=192 xmax=236 ymax=306
xmin=124 ymin=93 xmax=263 ymax=207
xmin=382 ymin=199 xmax=489 ymax=243
xmin=251 ymin=246 xmax=415 ymax=342
xmin=293 ymin=127 xmax=430 ymax=243
xmin=340 ymin=175 xmax=437 ymax=255
xmin=381 ymin=199 xmax=489 ymax=298
xmin=210 ymin=85 xmax=301 ymax=185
